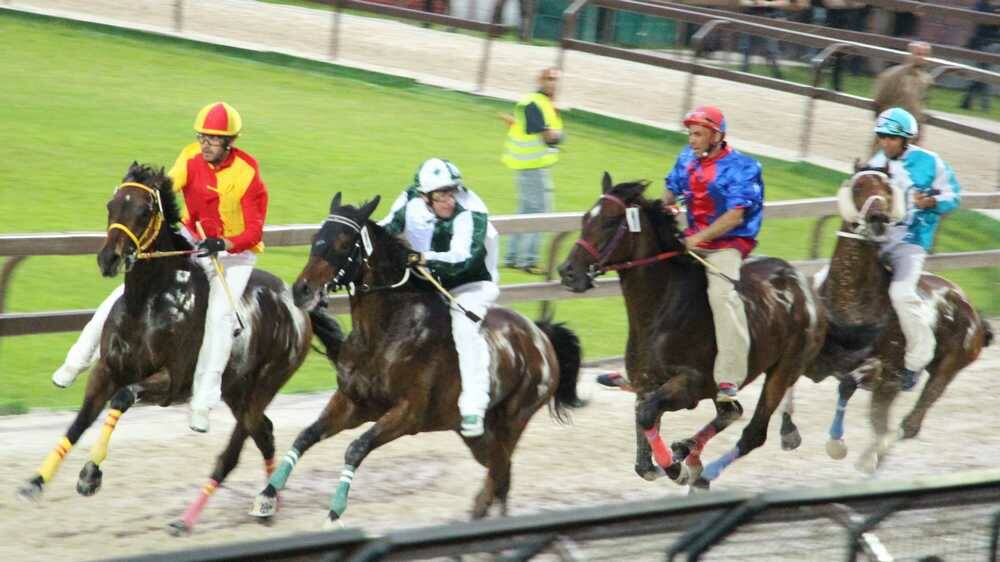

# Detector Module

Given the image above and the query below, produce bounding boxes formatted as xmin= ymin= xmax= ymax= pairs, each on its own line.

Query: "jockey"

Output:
xmin=868 ymin=107 xmax=961 ymax=391
xmin=661 ymin=105 xmax=764 ymax=407
xmin=379 ymin=158 xmax=500 ymax=438
xmin=51 ymin=102 xmax=268 ymax=433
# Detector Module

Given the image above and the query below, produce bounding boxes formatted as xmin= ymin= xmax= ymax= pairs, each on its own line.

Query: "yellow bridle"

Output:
xmin=107 ymin=182 xmax=165 ymax=256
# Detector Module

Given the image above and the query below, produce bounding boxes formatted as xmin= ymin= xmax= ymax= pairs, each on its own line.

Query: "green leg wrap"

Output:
xmin=268 ymin=448 xmax=300 ymax=490
xmin=329 ymin=464 xmax=356 ymax=517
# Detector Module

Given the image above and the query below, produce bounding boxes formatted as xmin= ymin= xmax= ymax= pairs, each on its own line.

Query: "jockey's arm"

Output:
xmin=685 ymin=208 xmax=745 ymax=249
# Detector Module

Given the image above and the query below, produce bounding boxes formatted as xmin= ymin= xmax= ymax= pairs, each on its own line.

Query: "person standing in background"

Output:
xmin=500 ymin=67 xmax=564 ymax=275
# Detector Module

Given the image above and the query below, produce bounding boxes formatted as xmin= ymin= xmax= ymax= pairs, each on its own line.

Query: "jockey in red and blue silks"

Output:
xmin=661 ymin=105 xmax=764 ymax=407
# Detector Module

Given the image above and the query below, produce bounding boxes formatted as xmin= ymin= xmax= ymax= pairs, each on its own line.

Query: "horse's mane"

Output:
xmin=123 ymin=162 xmax=183 ymax=228
xmin=609 ymin=180 xmax=709 ymax=331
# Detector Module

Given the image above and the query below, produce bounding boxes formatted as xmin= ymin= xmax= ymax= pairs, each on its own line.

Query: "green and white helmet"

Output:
xmin=416 ymin=158 xmax=463 ymax=193
xmin=874 ymin=107 xmax=918 ymax=139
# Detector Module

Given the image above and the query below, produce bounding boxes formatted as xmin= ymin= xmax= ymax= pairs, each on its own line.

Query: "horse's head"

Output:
xmin=837 ymin=163 xmax=905 ymax=241
xmin=293 ymin=192 xmax=381 ymax=309
xmin=559 ymin=172 xmax=684 ymax=292
xmin=98 ymin=162 xmax=178 ymax=277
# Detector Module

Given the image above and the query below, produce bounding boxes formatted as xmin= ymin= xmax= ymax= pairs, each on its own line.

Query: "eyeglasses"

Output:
xmin=196 ymin=133 xmax=229 ymax=146
xmin=875 ymin=133 xmax=901 ymax=139
xmin=429 ymin=190 xmax=457 ymax=203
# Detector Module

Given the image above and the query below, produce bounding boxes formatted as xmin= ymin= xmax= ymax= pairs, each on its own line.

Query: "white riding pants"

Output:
xmin=450 ymin=281 xmax=500 ymax=418
xmin=700 ymin=248 xmax=750 ymax=388
xmin=880 ymin=241 xmax=934 ymax=372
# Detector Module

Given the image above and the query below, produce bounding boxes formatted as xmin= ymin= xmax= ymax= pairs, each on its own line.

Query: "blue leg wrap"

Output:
xmin=829 ymin=398 xmax=849 ymax=441
xmin=701 ymin=446 xmax=740 ymax=482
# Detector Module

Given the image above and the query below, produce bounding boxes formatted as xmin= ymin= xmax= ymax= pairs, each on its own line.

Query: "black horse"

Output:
xmin=17 ymin=163 xmax=316 ymax=535
xmin=559 ymin=173 xmax=827 ymax=488
xmin=249 ymin=193 xmax=583 ymax=526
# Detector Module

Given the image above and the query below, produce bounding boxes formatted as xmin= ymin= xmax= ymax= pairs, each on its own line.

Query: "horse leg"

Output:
xmin=826 ymin=358 xmax=881 ymax=461
xmin=246 ymin=414 xmax=278 ymax=478
xmin=250 ymin=392 xmax=363 ymax=519
xmin=324 ymin=400 xmax=422 ymax=527
xmin=76 ymin=384 xmax=141 ymax=496
xmin=633 ymin=398 xmax=666 ymax=481
xmin=900 ymin=354 xmax=964 ymax=439
xmin=168 ymin=419 xmax=250 ymax=535
xmin=18 ymin=367 xmax=114 ymax=501
xmin=778 ymin=384 xmax=802 ymax=451
xmin=672 ymin=400 xmax=743 ymax=487
xmin=702 ymin=369 xmax=791 ymax=483
xmin=857 ymin=374 xmax=900 ymax=474
xmin=469 ymin=416 xmax=529 ymax=520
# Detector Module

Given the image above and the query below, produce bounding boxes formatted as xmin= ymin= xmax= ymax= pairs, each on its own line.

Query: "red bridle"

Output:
xmin=574 ymin=194 xmax=681 ymax=277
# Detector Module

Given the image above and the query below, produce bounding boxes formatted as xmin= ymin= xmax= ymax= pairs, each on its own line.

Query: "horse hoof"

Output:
xmin=635 ymin=463 xmax=666 ymax=481
xmin=321 ymin=512 xmax=344 ymax=531
xmin=249 ymin=492 xmax=278 ymax=518
xmin=664 ymin=461 xmax=682 ymax=481
xmin=16 ymin=478 xmax=44 ymax=502
xmin=899 ymin=424 xmax=918 ymax=440
xmin=781 ymin=429 xmax=802 ymax=451
xmin=669 ymin=439 xmax=695 ymax=463
xmin=675 ymin=461 xmax=703 ymax=486
xmin=76 ymin=462 xmax=103 ymax=496
xmin=166 ymin=519 xmax=191 ymax=536
xmin=855 ymin=453 xmax=878 ymax=474
xmin=690 ymin=478 xmax=710 ymax=493
xmin=825 ymin=438 xmax=848 ymax=460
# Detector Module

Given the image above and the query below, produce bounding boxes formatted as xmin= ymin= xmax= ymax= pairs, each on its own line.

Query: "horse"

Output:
xmin=16 ymin=163 xmax=316 ymax=535
xmin=808 ymin=165 xmax=993 ymax=472
xmin=248 ymin=193 xmax=583 ymax=526
xmin=558 ymin=173 xmax=826 ymax=489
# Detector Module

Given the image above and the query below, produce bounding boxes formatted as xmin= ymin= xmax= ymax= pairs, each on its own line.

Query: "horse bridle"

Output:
xmin=107 ymin=182 xmax=165 ymax=256
xmin=574 ymin=193 xmax=681 ymax=279
xmin=837 ymin=170 xmax=898 ymax=243
xmin=318 ymin=213 xmax=411 ymax=295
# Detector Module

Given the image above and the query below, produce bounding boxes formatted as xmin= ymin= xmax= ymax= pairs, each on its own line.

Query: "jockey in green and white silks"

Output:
xmin=867 ymin=107 xmax=961 ymax=390
xmin=379 ymin=158 xmax=500 ymax=437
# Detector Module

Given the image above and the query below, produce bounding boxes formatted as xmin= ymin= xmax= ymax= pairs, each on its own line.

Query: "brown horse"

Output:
xmin=559 ymin=173 xmax=826 ymax=488
xmin=810 ymin=166 xmax=993 ymax=471
xmin=16 ymin=163 xmax=315 ymax=535
xmin=249 ymin=193 xmax=582 ymax=525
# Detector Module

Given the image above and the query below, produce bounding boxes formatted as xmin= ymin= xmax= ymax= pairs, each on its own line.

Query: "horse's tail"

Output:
xmin=309 ymin=305 xmax=345 ymax=364
xmin=535 ymin=320 xmax=584 ymax=423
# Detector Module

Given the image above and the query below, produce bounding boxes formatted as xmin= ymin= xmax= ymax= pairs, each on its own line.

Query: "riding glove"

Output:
xmin=197 ymin=237 xmax=228 ymax=257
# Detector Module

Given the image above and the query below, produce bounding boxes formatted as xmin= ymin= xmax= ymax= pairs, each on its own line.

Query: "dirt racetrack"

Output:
xmin=1 ymin=321 xmax=996 ymax=561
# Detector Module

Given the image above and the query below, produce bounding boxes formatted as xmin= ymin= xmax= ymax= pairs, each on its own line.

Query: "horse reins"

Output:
xmin=574 ymin=193 xmax=682 ymax=276
xmin=107 ymin=182 xmax=197 ymax=260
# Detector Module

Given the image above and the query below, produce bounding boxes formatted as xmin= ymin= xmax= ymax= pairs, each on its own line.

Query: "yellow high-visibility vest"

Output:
xmin=502 ymin=92 xmax=563 ymax=170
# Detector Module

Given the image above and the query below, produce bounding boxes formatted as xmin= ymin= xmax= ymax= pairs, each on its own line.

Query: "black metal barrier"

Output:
xmin=104 ymin=469 xmax=1000 ymax=562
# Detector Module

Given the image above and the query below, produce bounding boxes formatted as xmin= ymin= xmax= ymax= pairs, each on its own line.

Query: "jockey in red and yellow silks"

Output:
xmin=52 ymin=102 xmax=268 ymax=435
xmin=169 ymin=142 xmax=268 ymax=254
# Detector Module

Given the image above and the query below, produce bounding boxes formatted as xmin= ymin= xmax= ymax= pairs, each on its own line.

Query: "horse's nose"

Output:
xmin=292 ymin=281 xmax=312 ymax=308
xmin=557 ymin=261 xmax=573 ymax=285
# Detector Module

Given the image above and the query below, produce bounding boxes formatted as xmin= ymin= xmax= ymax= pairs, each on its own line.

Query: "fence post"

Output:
xmin=476 ymin=32 xmax=495 ymax=92
xmin=173 ymin=0 xmax=185 ymax=33
xmin=801 ymin=43 xmax=848 ymax=160
xmin=681 ymin=20 xmax=728 ymax=125
xmin=558 ymin=0 xmax=589 ymax=71
xmin=329 ymin=0 xmax=342 ymax=60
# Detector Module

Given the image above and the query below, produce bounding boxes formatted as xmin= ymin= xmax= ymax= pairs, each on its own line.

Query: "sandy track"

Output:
xmin=1 ymin=331 xmax=996 ymax=561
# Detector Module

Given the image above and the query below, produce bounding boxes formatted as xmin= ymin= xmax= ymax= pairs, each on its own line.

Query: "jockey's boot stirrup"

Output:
xmin=189 ymin=409 xmax=210 ymax=433
xmin=52 ymin=363 xmax=86 ymax=389
xmin=460 ymin=414 xmax=484 ymax=438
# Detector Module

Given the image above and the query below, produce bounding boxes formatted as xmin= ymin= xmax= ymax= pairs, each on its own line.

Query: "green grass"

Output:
xmin=0 ymin=11 xmax=996 ymax=412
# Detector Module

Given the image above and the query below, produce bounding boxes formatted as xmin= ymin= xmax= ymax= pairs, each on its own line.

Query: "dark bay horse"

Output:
xmin=809 ymin=166 xmax=993 ymax=471
xmin=559 ymin=173 xmax=826 ymax=489
xmin=249 ymin=193 xmax=583 ymax=526
xmin=16 ymin=163 xmax=315 ymax=534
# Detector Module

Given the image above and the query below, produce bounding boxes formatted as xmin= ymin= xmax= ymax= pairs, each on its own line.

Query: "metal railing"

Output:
xmin=2 ymin=193 xmax=997 ymax=337
xmin=103 ymin=468 xmax=1000 ymax=561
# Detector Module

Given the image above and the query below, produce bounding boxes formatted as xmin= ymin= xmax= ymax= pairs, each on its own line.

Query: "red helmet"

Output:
xmin=683 ymin=105 xmax=726 ymax=133
xmin=194 ymin=102 xmax=242 ymax=137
